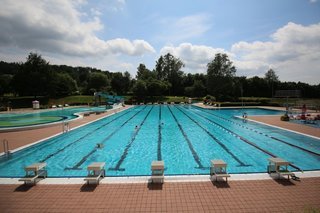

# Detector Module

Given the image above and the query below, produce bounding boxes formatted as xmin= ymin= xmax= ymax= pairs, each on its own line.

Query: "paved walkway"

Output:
xmin=0 ymin=178 xmax=319 ymax=212
xmin=249 ymin=115 xmax=320 ymax=138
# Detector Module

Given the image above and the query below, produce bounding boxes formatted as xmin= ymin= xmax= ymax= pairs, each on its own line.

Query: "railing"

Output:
xmin=2 ymin=139 xmax=10 ymax=156
xmin=62 ymin=122 xmax=69 ymax=133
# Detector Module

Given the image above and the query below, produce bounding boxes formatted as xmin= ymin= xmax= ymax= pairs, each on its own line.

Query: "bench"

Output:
xmin=83 ymin=112 xmax=90 ymax=117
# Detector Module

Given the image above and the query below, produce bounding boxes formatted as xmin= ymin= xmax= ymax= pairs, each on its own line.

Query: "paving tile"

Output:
xmin=1 ymin=178 xmax=318 ymax=212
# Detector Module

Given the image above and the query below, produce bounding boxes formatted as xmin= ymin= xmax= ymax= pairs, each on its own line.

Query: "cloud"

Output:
xmin=159 ymin=22 xmax=320 ymax=84
xmin=309 ymin=0 xmax=318 ymax=3
xmin=0 ymin=0 xmax=154 ymax=57
xmin=160 ymin=43 xmax=231 ymax=73
xmin=157 ymin=14 xmax=212 ymax=43
xmin=231 ymin=22 xmax=320 ymax=84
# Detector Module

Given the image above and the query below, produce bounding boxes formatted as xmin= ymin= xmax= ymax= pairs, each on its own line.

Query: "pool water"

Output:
xmin=0 ymin=106 xmax=107 ymax=128
xmin=0 ymin=105 xmax=319 ymax=177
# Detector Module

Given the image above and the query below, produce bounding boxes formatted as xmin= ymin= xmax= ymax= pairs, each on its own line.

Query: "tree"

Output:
xmin=11 ymin=52 xmax=51 ymax=97
xmin=136 ymin=64 xmax=155 ymax=80
xmin=184 ymin=80 xmax=206 ymax=97
xmin=146 ymin=79 xmax=169 ymax=96
xmin=48 ymin=73 xmax=78 ymax=97
xmin=132 ymin=80 xmax=147 ymax=100
xmin=246 ymin=76 xmax=269 ymax=97
xmin=207 ymin=53 xmax=236 ymax=100
xmin=192 ymin=80 xmax=206 ymax=97
xmin=0 ymin=74 xmax=13 ymax=95
xmin=154 ymin=53 xmax=184 ymax=95
xmin=111 ymin=72 xmax=131 ymax=95
xmin=87 ymin=72 xmax=109 ymax=93
xmin=264 ymin=69 xmax=279 ymax=97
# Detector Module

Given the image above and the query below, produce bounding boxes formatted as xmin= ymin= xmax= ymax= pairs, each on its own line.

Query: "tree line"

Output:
xmin=0 ymin=52 xmax=319 ymax=100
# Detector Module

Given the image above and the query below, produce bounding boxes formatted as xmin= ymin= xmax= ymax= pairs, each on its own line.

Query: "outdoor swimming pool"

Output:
xmin=0 ymin=106 xmax=107 ymax=128
xmin=0 ymin=105 xmax=319 ymax=177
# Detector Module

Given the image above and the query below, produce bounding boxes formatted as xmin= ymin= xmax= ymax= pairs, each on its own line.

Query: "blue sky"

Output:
xmin=0 ymin=0 xmax=319 ymax=84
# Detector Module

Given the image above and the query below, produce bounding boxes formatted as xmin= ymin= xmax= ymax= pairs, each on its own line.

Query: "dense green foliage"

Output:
xmin=0 ymin=52 xmax=319 ymax=105
xmin=207 ymin=53 xmax=236 ymax=100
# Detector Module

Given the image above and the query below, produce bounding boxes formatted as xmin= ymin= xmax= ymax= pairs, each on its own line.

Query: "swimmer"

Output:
xmin=96 ymin=143 xmax=104 ymax=148
xmin=242 ymin=112 xmax=247 ymax=119
xmin=242 ymin=112 xmax=248 ymax=123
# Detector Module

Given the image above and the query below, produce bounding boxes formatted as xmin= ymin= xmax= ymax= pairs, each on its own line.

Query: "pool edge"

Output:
xmin=0 ymin=171 xmax=319 ymax=184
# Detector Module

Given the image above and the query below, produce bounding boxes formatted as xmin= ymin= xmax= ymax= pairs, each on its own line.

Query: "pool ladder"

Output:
xmin=62 ymin=122 xmax=69 ymax=133
xmin=2 ymin=139 xmax=10 ymax=156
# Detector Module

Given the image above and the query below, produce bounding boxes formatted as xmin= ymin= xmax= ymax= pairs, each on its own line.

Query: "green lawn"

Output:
xmin=48 ymin=96 xmax=95 ymax=106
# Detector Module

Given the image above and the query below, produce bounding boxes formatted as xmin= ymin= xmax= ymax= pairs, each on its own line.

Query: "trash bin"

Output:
xmin=32 ymin=100 xmax=40 ymax=109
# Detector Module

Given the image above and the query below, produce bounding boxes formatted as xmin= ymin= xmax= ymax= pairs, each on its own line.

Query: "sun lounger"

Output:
xmin=305 ymin=116 xmax=317 ymax=124
xmin=83 ymin=112 xmax=90 ymax=117
xmin=151 ymin=161 xmax=164 ymax=183
xmin=268 ymin=157 xmax=294 ymax=179
xmin=84 ymin=162 xmax=105 ymax=184
xmin=19 ymin=162 xmax=47 ymax=185
xmin=210 ymin=159 xmax=230 ymax=182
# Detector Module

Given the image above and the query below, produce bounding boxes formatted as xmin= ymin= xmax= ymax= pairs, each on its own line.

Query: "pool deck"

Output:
xmin=194 ymin=103 xmax=320 ymax=138
xmin=0 ymin=177 xmax=319 ymax=212
xmin=0 ymin=104 xmax=319 ymax=212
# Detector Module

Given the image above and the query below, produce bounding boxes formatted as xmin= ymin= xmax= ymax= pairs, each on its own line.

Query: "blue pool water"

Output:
xmin=0 ymin=106 xmax=107 ymax=128
xmin=0 ymin=105 xmax=319 ymax=177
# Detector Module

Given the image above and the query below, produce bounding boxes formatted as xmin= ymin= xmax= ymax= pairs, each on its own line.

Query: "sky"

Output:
xmin=0 ymin=0 xmax=319 ymax=84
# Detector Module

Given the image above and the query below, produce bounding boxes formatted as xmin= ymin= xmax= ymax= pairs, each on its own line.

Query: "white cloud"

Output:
xmin=310 ymin=0 xmax=318 ymax=3
xmin=0 ymin=0 xmax=154 ymax=57
xmin=160 ymin=43 xmax=231 ymax=73
xmin=231 ymin=22 xmax=320 ymax=84
xmin=159 ymin=22 xmax=320 ymax=84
